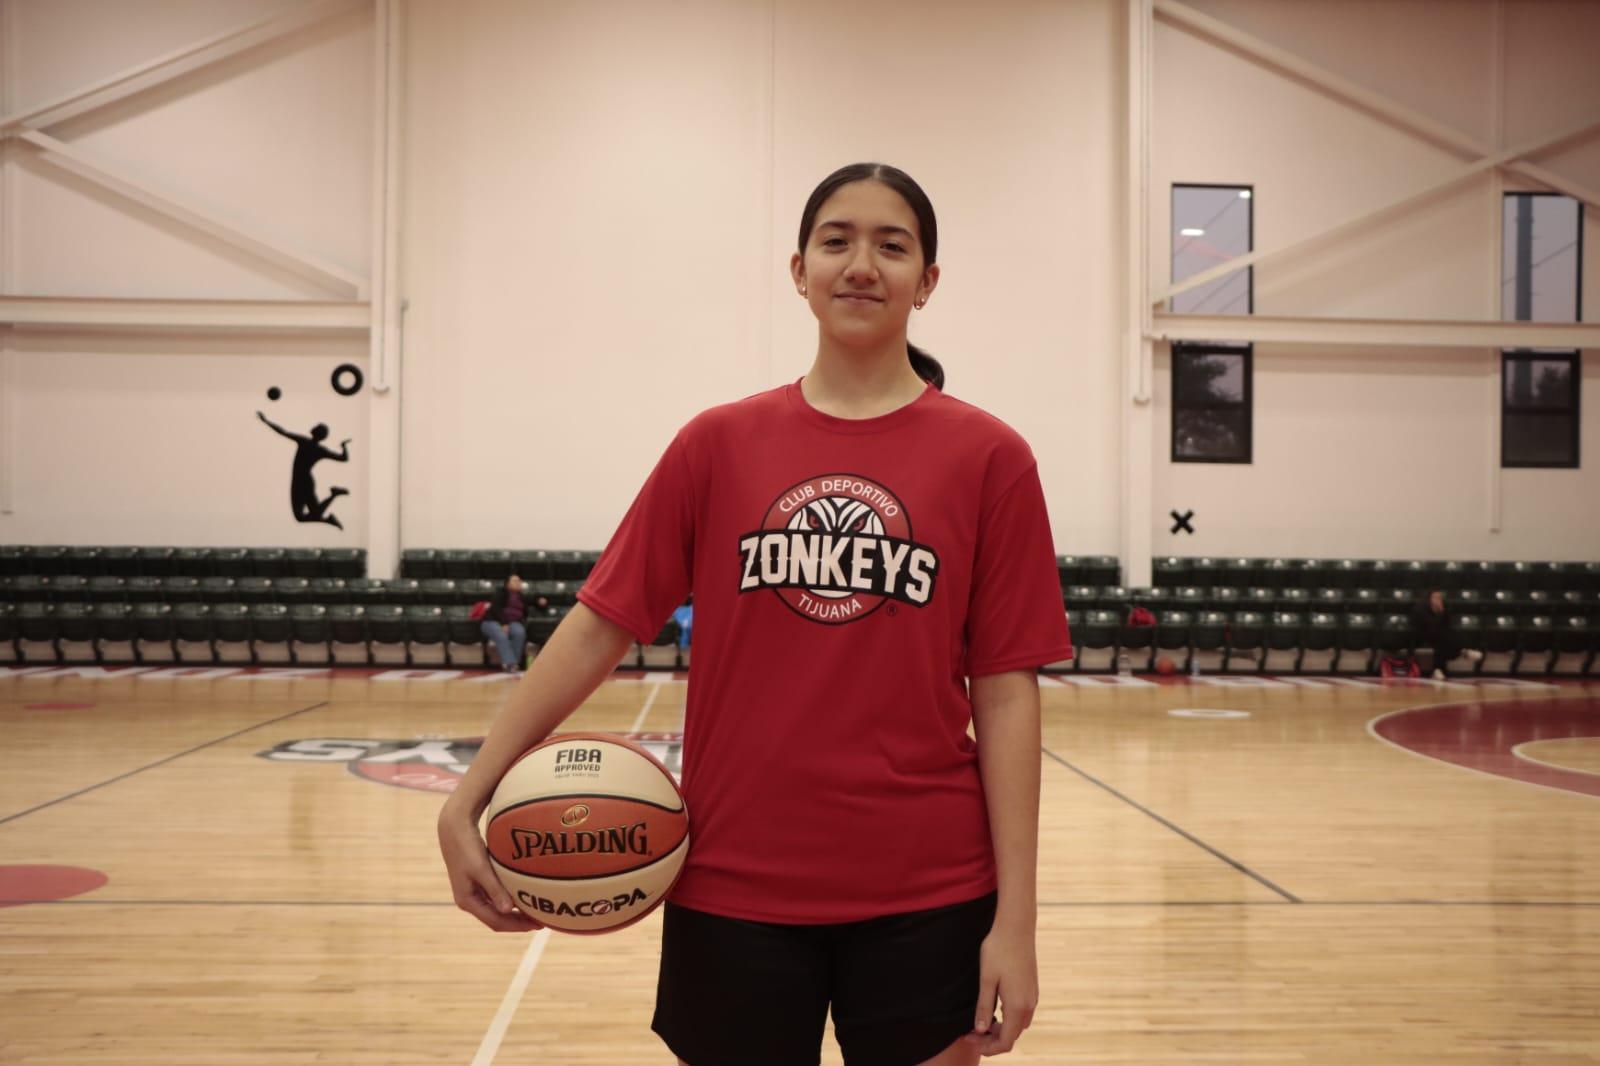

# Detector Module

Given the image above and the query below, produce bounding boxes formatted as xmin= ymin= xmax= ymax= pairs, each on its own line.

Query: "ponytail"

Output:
xmin=908 ymin=342 xmax=944 ymax=391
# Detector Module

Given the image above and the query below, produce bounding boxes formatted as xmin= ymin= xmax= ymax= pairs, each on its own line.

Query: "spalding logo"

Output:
xmin=561 ymin=803 xmax=591 ymax=827
xmin=516 ymin=886 xmax=649 ymax=918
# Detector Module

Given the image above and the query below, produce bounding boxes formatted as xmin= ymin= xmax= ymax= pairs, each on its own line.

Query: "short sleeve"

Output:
xmin=575 ymin=430 xmax=696 ymax=645
xmin=963 ymin=462 xmax=1074 ymax=677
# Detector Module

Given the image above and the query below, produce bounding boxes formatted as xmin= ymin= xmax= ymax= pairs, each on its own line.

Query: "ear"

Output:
xmin=790 ymin=251 xmax=806 ymax=294
xmin=917 ymin=263 xmax=941 ymax=306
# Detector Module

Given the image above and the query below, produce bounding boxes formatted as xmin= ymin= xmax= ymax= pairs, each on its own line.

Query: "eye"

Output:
xmin=822 ymin=236 xmax=846 ymax=248
xmin=883 ymin=242 xmax=906 ymax=254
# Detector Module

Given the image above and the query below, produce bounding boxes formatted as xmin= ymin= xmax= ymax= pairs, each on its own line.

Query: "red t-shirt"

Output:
xmin=575 ymin=376 xmax=1074 ymax=923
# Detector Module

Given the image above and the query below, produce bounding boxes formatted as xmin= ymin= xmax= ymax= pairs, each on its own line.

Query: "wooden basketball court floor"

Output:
xmin=2 ymin=664 xmax=1598 ymax=1064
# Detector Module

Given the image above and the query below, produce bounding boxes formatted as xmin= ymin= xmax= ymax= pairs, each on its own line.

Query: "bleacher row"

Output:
xmin=0 ymin=548 xmax=1595 ymax=675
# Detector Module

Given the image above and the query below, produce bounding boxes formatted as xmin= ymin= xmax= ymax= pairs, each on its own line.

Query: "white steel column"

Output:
xmin=366 ymin=0 xmax=404 ymax=578
xmin=1120 ymin=0 xmax=1155 ymax=588
xmin=1486 ymin=0 xmax=1505 ymax=536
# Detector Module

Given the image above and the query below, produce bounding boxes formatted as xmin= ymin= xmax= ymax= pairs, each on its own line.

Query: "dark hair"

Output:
xmin=797 ymin=162 xmax=945 ymax=391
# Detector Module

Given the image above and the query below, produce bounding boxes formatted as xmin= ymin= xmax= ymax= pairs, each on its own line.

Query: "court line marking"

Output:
xmin=472 ymin=927 xmax=551 ymax=1066
xmin=1366 ymin=695 xmax=1600 ymax=804
xmin=1041 ymin=745 xmax=1302 ymax=903
xmin=627 ymin=680 xmax=664 ymax=735
xmin=0 ymin=700 xmax=330 ymax=828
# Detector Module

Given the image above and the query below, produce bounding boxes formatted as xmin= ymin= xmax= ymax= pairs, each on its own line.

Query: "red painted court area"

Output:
xmin=1372 ymin=698 xmax=1600 ymax=798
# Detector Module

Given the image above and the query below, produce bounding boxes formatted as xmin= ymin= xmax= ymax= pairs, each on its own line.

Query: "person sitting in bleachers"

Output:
xmin=1411 ymin=589 xmax=1484 ymax=680
xmin=482 ymin=574 xmax=529 ymax=673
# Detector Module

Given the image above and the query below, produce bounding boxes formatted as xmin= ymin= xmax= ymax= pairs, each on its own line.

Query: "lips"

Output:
xmin=835 ymin=293 xmax=883 ymax=303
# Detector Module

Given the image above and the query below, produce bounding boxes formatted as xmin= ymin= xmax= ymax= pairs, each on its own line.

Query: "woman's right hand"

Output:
xmin=438 ymin=800 xmax=542 ymax=933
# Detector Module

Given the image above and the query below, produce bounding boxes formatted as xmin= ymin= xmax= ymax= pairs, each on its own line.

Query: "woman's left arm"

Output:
xmin=964 ymin=668 xmax=1041 ymax=1056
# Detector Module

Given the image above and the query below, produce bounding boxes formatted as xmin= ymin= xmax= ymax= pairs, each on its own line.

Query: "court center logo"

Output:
xmin=255 ymin=733 xmax=683 ymax=793
xmin=739 ymin=472 xmax=939 ymax=624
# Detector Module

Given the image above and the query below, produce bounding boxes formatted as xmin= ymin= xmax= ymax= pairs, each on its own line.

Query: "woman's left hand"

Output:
xmin=965 ymin=919 xmax=1039 ymax=1056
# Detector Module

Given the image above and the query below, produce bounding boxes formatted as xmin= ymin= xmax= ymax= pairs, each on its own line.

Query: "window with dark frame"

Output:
xmin=1171 ymin=184 xmax=1254 ymax=463
xmin=1502 ymin=350 xmax=1579 ymax=468
xmin=1172 ymin=343 xmax=1252 ymax=463
xmin=1500 ymin=192 xmax=1583 ymax=469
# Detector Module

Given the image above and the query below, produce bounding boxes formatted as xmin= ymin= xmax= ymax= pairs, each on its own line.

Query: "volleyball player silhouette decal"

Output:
xmin=256 ymin=362 xmax=364 ymax=531
xmin=257 ymin=412 xmax=351 ymax=530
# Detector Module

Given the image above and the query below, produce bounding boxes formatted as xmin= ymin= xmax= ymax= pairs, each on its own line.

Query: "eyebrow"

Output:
xmin=815 ymin=219 xmax=917 ymax=242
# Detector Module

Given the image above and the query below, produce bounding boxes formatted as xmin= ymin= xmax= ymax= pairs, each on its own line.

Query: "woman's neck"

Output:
xmin=802 ymin=334 xmax=927 ymax=420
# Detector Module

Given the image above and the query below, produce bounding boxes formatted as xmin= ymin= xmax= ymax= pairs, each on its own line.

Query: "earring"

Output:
xmin=914 ymin=299 xmax=925 ymax=309
xmin=801 ymin=286 xmax=808 ymax=297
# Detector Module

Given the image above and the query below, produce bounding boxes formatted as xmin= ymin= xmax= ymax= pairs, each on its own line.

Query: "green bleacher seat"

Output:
xmin=1481 ymin=615 xmax=1520 ymax=661
xmin=92 ymin=603 xmax=136 ymax=659
xmin=172 ymin=603 xmax=213 ymax=649
xmin=212 ymin=548 xmax=250 ymax=578
xmin=513 ymin=550 xmax=553 ymax=581
xmin=405 ymin=605 xmax=449 ymax=665
xmin=159 ymin=576 xmax=201 ymax=604
xmin=1082 ymin=556 xmax=1119 ymax=588
xmin=55 ymin=602 xmax=94 ymax=646
xmin=1129 ymin=587 xmax=1171 ymax=611
xmin=275 ymin=577 xmax=314 ymax=606
xmin=1259 ymin=558 xmax=1294 ymax=589
xmin=67 ymin=547 xmax=103 ymax=575
xmin=1516 ymin=616 xmax=1555 ymax=675
xmin=13 ymin=576 xmax=49 ymax=602
xmin=211 ymin=604 xmax=252 ymax=647
xmin=475 ymin=550 xmax=513 ymax=579
xmin=1265 ymin=611 xmax=1305 ymax=670
xmin=445 ymin=605 xmax=490 ymax=666
xmin=1056 ymin=555 xmax=1083 ymax=587
xmin=1329 ymin=559 xmax=1362 ymax=592
xmin=174 ymin=548 xmax=213 ymax=577
xmin=1117 ymin=608 xmax=1156 ymax=667
xmin=382 ymin=579 xmax=422 ymax=605
xmin=323 ymin=548 xmax=366 ymax=579
xmin=347 ymin=578 xmax=389 ymax=606
xmin=1220 ymin=558 xmax=1254 ymax=589
xmin=249 ymin=604 xmax=292 ymax=659
xmin=1435 ymin=560 xmax=1467 ymax=591
xmin=245 ymin=548 xmax=286 ymax=578
xmin=136 ymin=547 xmax=176 ymax=577
xmin=1303 ymin=612 xmax=1340 ymax=659
xmin=1224 ymin=611 xmax=1266 ymax=671
xmin=1064 ymin=585 xmax=1097 ymax=609
xmin=327 ymin=606 xmax=369 ymax=662
xmin=1191 ymin=611 xmax=1228 ymax=656
xmin=0 ymin=546 xmax=24 ymax=576
xmin=289 ymin=605 xmax=330 ymax=659
xmin=420 ymin=579 xmax=459 ymax=605
xmin=87 ymin=576 xmax=128 ymax=603
xmin=287 ymin=549 xmax=324 ymax=578
xmin=124 ymin=576 xmax=164 ymax=601
xmin=1311 ymin=587 xmax=1345 ymax=613
xmin=1154 ymin=611 xmax=1193 ymax=669
xmin=439 ymin=550 xmax=476 ymax=581
xmin=309 ymin=577 xmax=349 ymax=604
xmin=1171 ymin=586 xmax=1205 ymax=609
xmin=1206 ymin=586 xmax=1241 ymax=614
xmin=400 ymin=548 xmax=439 ymax=579
xmin=1188 ymin=557 xmax=1220 ymax=589
xmin=52 ymin=576 xmax=89 ymax=602
xmin=1336 ymin=613 xmax=1376 ymax=672
xmin=1296 ymin=559 xmax=1328 ymax=590
xmin=133 ymin=603 xmax=176 ymax=655
xmin=1073 ymin=609 xmax=1119 ymax=671
xmin=30 ymin=546 xmax=70 ymax=576
xmin=234 ymin=577 xmax=275 ymax=605
xmin=1553 ymin=615 xmax=1594 ymax=676
xmin=547 ymin=551 xmax=588 ymax=582
xmin=1242 ymin=587 xmax=1276 ymax=610
xmin=1152 ymin=557 xmax=1189 ymax=588
xmin=1275 ymin=587 xmax=1311 ymax=613
xmin=367 ymin=605 xmax=407 ymax=650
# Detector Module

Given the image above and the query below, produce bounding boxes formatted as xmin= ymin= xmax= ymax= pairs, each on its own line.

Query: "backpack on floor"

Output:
xmin=1379 ymin=654 xmax=1420 ymax=679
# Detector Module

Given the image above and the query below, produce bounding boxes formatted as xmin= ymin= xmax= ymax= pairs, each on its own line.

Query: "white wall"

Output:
xmin=398 ymin=0 xmax=1122 ymax=554
xmin=2 ymin=0 xmax=1596 ymax=568
xmin=0 ymin=0 xmax=373 ymax=547
xmin=1151 ymin=0 xmax=1600 ymax=562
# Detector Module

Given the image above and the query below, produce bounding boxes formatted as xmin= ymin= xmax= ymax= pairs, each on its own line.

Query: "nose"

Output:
xmin=843 ymin=244 xmax=877 ymax=286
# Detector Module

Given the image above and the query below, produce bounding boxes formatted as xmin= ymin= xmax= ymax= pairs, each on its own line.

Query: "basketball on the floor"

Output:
xmin=1155 ymin=656 xmax=1177 ymax=675
xmin=483 ymin=732 xmax=689 ymax=934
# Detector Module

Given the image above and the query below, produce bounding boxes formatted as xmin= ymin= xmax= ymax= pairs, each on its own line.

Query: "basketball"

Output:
xmin=1155 ymin=656 xmax=1177 ymax=675
xmin=482 ymin=732 xmax=690 ymax=934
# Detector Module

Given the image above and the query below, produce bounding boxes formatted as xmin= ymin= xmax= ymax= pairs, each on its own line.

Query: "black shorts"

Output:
xmin=651 ymin=890 xmax=998 ymax=1066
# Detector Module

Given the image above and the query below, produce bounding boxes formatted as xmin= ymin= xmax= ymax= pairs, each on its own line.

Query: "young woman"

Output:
xmin=439 ymin=162 xmax=1073 ymax=1065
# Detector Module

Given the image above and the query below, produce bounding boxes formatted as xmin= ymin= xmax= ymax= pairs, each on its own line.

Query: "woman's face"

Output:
xmin=507 ymin=575 xmax=523 ymax=593
xmin=790 ymin=180 xmax=938 ymax=350
xmin=1429 ymin=591 xmax=1444 ymax=612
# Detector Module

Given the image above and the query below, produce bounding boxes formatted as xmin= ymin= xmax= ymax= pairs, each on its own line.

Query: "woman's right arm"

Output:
xmin=437 ymin=600 xmax=638 ymax=931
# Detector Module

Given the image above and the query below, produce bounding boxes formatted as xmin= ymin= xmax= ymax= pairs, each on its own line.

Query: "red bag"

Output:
xmin=469 ymin=601 xmax=489 ymax=622
xmin=1379 ymin=655 xmax=1419 ymax=679
xmin=1127 ymin=605 xmax=1157 ymax=627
